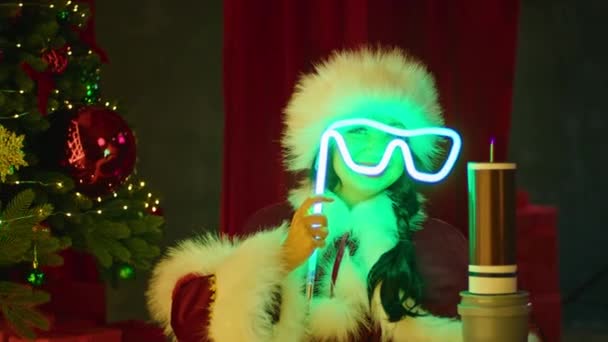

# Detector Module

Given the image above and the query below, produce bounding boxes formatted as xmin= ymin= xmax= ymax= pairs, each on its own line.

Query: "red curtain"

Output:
xmin=222 ymin=0 xmax=519 ymax=235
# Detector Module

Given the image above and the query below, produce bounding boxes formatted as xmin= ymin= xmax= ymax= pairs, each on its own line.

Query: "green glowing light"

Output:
xmin=118 ymin=265 xmax=135 ymax=279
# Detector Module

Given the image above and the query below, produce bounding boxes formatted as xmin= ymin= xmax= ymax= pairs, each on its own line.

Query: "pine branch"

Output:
xmin=0 ymin=281 xmax=50 ymax=340
xmin=0 ymin=190 xmax=53 ymax=266
xmin=2 ymin=189 xmax=35 ymax=221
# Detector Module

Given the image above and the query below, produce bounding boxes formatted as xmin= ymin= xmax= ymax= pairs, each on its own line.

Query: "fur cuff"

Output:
xmin=209 ymin=225 xmax=289 ymax=342
xmin=272 ymin=267 xmax=308 ymax=342
xmin=146 ymin=233 xmax=236 ymax=338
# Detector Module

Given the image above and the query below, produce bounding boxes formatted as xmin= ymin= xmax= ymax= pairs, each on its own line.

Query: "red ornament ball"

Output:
xmin=58 ymin=107 xmax=136 ymax=196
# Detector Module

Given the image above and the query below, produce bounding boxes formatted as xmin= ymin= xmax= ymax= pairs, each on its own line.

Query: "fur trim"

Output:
xmin=146 ymin=233 xmax=236 ymax=338
xmin=272 ymin=267 xmax=308 ymax=342
xmin=146 ymin=226 xmax=291 ymax=342
xmin=282 ymin=46 xmax=445 ymax=172
xmin=208 ymin=225 xmax=288 ymax=342
xmin=285 ymin=189 xmax=458 ymax=342
xmin=307 ymin=251 xmax=370 ymax=341
xmin=370 ymin=287 xmax=463 ymax=342
xmin=297 ymin=191 xmax=400 ymax=341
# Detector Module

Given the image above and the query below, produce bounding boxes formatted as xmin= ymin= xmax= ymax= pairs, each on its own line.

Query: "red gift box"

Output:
xmin=39 ymin=281 xmax=106 ymax=325
xmin=517 ymin=204 xmax=560 ymax=294
xmin=529 ymin=292 xmax=562 ymax=342
xmin=41 ymin=249 xmax=100 ymax=284
xmin=108 ymin=320 xmax=165 ymax=342
xmin=515 ymin=191 xmax=562 ymax=342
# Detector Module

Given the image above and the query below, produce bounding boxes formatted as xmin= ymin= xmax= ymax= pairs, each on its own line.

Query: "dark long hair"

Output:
xmin=367 ymin=174 xmax=426 ymax=321
xmin=309 ymin=150 xmax=426 ymax=322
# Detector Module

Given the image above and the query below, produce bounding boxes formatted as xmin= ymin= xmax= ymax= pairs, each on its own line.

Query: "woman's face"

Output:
xmin=332 ymin=118 xmax=405 ymax=205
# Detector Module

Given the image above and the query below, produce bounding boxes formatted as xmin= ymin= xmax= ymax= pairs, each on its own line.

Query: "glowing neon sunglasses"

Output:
xmin=306 ymin=118 xmax=462 ymax=300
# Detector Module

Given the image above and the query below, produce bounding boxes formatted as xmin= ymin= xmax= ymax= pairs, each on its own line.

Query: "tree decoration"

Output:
xmin=42 ymin=48 xmax=69 ymax=74
xmin=53 ymin=106 xmax=137 ymax=197
xmin=0 ymin=125 xmax=27 ymax=182
xmin=26 ymin=244 xmax=45 ymax=287
xmin=82 ymin=68 xmax=101 ymax=104
xmin=118 ymin=264 xmax=135 ymax=280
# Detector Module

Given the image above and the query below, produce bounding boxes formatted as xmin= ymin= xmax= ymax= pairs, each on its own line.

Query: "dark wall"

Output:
xmin=96 ymin=0 xmax=223 ymax=321
xmin=95 ymin=0 xmax=608 ymax=332
xmin=510 ymin=0 xmax=608 ymax=329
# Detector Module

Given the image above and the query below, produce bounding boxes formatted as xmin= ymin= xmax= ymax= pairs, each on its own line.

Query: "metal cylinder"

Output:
xmin=467 ymin=162 xmax=517 ymax=295
xmin=459 ymin=291 xmax=531 ymax=342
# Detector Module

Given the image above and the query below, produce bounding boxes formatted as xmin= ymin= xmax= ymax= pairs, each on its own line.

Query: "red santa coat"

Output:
xmin=146 ymin=189 xmax=482 ymax=342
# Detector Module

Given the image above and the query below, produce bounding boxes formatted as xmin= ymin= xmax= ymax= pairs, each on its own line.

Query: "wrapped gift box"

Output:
xmin=515 ymin=191 xmax=562 ymax=342
xmin=517 ymin=204 xmax=560 ymax=294
xmin=529 ymin=292 xmax=562 ymax=342
xmin=39 ymin=281 xmax=106 ymax=325
xmin=108 ymin=320 xmax=165 ymax=342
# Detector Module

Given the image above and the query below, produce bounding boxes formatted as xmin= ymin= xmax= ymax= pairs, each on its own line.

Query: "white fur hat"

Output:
xmin=281 ymin=46 xmax=445 ymax=172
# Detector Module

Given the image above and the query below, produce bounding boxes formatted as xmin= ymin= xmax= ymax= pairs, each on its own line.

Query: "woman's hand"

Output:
xmin=281 ymin=196 xmax=333 ymax=273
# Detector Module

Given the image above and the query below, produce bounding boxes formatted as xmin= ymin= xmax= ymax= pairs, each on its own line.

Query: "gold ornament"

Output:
xmin=0 ymin=125 xmax=28 ymax=182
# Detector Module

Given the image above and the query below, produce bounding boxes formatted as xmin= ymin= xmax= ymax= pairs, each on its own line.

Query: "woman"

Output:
xmin=146 ymin=47 xmax=537 ymax=341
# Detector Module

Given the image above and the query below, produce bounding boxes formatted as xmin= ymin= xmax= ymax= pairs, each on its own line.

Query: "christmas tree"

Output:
xmin=0 ymin=1 xmax=164 ymax=339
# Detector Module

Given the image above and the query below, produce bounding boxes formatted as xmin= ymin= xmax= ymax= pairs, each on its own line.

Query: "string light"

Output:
xmin=1 ymin=176 xmax=159 ymax=226
xmin=0 ymin=112 xmax=29 ymax=120
xmin=16 ymin=43 xmax=21 ymax=48
xmin=0 ymin=201 xmax=154 ymax=227
xmin=8 ymin=180 xmax=64 ymax=188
